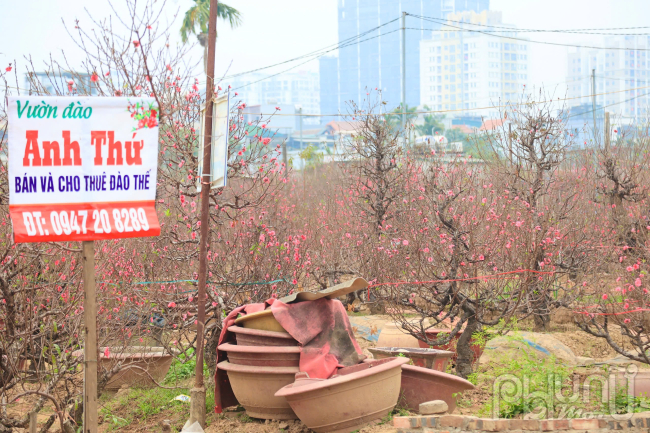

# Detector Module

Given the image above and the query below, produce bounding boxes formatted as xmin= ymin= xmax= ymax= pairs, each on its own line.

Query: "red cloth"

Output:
xmin=214 ymin=297 xmax=363 ymax=413
xmin=271 ymin=298 xmax=363 ymax=379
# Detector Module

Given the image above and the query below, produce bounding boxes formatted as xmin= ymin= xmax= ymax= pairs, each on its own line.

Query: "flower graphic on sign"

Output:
xmin=127 ymin=101 xmax=159 ymax=134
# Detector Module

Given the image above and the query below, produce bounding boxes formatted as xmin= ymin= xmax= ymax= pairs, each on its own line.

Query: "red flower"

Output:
xmin=90 ymin=73 xmax=99 ymax=82
xmin=133 ymin=40 xmax=140 ymax=48
xmin=5 ymin=66 xmax=11 ymax=72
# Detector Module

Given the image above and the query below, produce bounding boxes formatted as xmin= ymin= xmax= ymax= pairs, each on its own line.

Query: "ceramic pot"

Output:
xmin=234 ymin=309 xmax=285 ymax=332
xmin=74 ymin=347 xmax=173 ymax=390
xmin=228 ymin=326 xmax=298 ymax=347
xmin=275 ymin=357 xmax=409 ymax=433
xmin=417 ymin=329 xmax=484 ymax=363
xmin=376 ymin=322 xmax=421 ymax=348
xmin=369 ymin=347 xmax=453 ymax=371
xmin=217 ymin=361 xmax=299 ymax=420
xmin=218 ymin=343 xmax=300 ymax=367
xmin=399 ymin=364 xmax=475 ymax=413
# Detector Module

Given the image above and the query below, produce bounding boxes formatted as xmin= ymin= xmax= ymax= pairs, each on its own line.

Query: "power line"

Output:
xmin=409 ymin=14 xmax=650 ymax=52
xmin=231 ymin=28 xmax=401 ymax=92
xmin=407 ymin=27 xmax=650 ymax=37
xmin=241 ymin=83 xmax=650 ymax=117
xmin=221 ymin=17 xmax=400 ymax=81
xmin=410 ymin=14 xmax=650 ymax=35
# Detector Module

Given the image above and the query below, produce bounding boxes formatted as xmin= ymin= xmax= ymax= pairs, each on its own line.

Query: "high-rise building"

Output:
xmin=419 ymin=10 xmax=530 ymax=117
xmin=319 ymin=56 xmax=339 ymax=123
xmin=228 ymin=71 xmax=320 ymax=126
xmin=566 ymin=35 xmax=650 ymax=119
xmin=326 ymin=0 xmax=489 ymax=118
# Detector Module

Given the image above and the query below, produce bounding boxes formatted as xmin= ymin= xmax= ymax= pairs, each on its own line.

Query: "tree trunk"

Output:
xmin=455 ymin=315 xmax=479 ymax=379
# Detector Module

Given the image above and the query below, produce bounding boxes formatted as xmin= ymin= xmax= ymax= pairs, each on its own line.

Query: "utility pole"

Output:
xmin=605 ymin=111 xmax=610 ymax=152
xmin=191 ymin=0 xmax=218 ymax=426
xmin=401 ymin=11 xmax=406 ymax=134
xmin=591 ymin=68 xmax=597 ymax=135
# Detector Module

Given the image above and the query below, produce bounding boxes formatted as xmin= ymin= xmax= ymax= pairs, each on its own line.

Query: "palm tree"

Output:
xmin=415 ymin=107 xmax=445 ymax=137
xmin=180 ymin=0 xmax=242 ymax=46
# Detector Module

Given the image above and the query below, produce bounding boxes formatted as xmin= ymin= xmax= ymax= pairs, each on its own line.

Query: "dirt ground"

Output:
xmin=10 ymin=310 xmax=649 ymax=433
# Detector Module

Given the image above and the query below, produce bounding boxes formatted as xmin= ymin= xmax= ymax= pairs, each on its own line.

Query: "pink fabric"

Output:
xmin=271 ymin=298 xmax=363 ymax=379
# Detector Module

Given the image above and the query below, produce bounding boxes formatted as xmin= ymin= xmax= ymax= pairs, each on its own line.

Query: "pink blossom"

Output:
xmin=104 ymin=348 xmax=110 ymax=358
xmin=602 ymin=294 xmax=608 ymax=300
xmin=167 ymin=302 xmax=176 ymax=308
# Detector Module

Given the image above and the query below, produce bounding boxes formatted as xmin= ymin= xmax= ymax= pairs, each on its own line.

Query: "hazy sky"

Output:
xmin=2 ymin=0 xmax=649 ymax=96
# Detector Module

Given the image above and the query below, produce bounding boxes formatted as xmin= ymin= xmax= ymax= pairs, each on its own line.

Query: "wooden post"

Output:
xmin=29 ymin=410 xmax=37 ymax=433
xmin=191 ymin=0 xmax=218 ymax=426
xmin=82 ymin=240 xmax=97 ymax=433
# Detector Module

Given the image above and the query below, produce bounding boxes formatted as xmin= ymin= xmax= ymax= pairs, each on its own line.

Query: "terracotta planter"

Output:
xmin=614 ymin=370 xmax=650 ymax=397
xmin=417 ymin=329 xmax=484 ymax=363
xmin=74 ymin=347 xmax=173 ymax=390
xmin=399 ymin=364 xmax=475 ymax=413
xmin=218 ymin=343 xmax=300 ymax=367
xmin=275 ymin=357 xmax=409 ymax=433
xmin=218 ymin=361 xmax=299 ymax=420
xmin=376 ymin=322 xmax=421 ymax=348
xmin=234 ymin=309 xmax=285 ymax=332
xmin=228 ymin=326 xmax=298 ymax=347
xmin=369 ymin=347 xmax=453 ymax=372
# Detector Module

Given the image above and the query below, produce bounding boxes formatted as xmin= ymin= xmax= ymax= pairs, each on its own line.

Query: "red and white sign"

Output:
xmin=8 ymin=96 xmax=161 ymax=243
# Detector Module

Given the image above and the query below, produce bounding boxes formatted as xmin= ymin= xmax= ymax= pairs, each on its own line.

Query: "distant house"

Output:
xmin=479 ymin=118 xmax=507 ymax=132
xmin=450 ymin=124 xmax=474 ymax=135
xmin=322 ymin=120 xmax=363 ymax=139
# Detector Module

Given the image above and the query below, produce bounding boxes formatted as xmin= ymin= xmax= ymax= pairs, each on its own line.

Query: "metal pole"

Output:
xmin=191 ymin=0 xmax=218 ymax=426
xmin=82 ymin=241 xmax=97 ymax=433
xmin=605 ymin=111 xmax=610 ymax=152
xmin=299 ymin=108 xmax=303 ymax=169
xmin=592 ymin=68 xmax=597 ymax=136
xmin=401 ymin=11 xmax=406 ymax=133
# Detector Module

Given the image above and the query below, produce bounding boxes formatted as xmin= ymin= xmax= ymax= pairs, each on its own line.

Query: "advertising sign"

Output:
xmin=198 ymin=91 xmax=229 ymax=191
xmin=7 ymin=96 xmax=161 ymax=243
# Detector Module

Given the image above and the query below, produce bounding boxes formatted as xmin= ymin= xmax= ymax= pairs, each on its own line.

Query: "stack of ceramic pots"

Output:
xmin=217 ymin=310 xmax=300 ymax=420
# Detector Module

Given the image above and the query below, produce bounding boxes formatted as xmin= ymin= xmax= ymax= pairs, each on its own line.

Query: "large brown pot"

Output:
xmin=228 ymin=326 xmax=298 ymax=347
xmin=74 ymin=347 xmax=174 ymax=390
xmin=369 ymin=347 xmax=453 ymax=371
xmin=399 ymin=364 xmax=475 ymax=413
xmin=275 ymin=357 xmax=409 ymax=433
xmin=218 ymin=343 xmax=300 ymax=367
xmin=376 ymin=322 xmax=421 ymax=348
xmin=234 ymin=309 xmax=285 ymax=332
xmin=217 ymin=361 xmax=299 ymax=420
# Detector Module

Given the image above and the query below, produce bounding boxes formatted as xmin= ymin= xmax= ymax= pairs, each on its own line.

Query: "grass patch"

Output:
xmin=100 ymin=386 xmax=215 ymax=431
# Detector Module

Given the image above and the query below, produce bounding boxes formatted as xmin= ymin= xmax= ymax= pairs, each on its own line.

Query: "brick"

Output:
xmin=571 ymin=418 xmax=601 ymax=430
xmin=466 ymin=417 xmax=483 ymax=430
xmin=521 ymin=419 xmax=540 ymax=430
xmin=422 ymin=416 xmax=438 ymax=428
xmin=438 ymin=415 xmax=465 ymax=428
xmin=509 ymin=419 xmax=523 ymax=429
xmin=481 ymin=419 xmax=509 ymax=431
xmin=540 ymin=419 xmax=570 ymax=431
xmin=633 ymin=417 xmax=648 ymax=428
xmin=409 ymin=416 xmax=422 ymax=428
xmin=393 ymin=417 xmax=411 ymax=429
xmin=607 ymin=420 xmax=624 ymax=430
